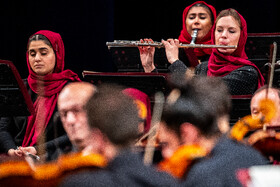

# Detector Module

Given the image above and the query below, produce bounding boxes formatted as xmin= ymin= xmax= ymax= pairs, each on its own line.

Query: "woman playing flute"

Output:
xmin=139 ymin=1 xmax=216 ymax=71
xmin=142 ymin=8 xmax=265 ymax=95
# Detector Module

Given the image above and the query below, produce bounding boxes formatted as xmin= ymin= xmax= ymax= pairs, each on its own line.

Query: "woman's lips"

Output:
xmin=34 ymin=64 xmax=44 ymax=68
xmin=219 ymin=42 xmax=228 ymax=46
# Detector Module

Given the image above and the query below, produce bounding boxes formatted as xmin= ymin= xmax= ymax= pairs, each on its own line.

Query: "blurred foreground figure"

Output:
xmin=60 ymin=84 xmax=177 ymax=186
xmin=158 ymin=75 xmax=267 ymax=186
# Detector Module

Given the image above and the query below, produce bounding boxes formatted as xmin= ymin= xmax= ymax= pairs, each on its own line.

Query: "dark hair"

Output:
xmin=28 ymin=34 xmax=52 ymax=49
xmin=85 ymin=84 xmax=140 ymax=147
xmin=216 ymin=8 xmax=241 ymax=28
xmin=190 ymin=3 xmax=214 ymax=24
xmin=162 ymin=75 xmax=231 ymax=137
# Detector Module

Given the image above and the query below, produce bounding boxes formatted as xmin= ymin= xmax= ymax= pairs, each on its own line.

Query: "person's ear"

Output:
xmin=180 ymin=122 xmax=199 ymax=144
xmin=217 ymin=115 xmax=230 ymax=134
xmin=91 ymin=128 xmax=106 ymax=150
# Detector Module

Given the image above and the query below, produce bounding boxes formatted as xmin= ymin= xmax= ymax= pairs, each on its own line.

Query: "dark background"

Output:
xmin=0 ymin=0 xmax=279 ymax=79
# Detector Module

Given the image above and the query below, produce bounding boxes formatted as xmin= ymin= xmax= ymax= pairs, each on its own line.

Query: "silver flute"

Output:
xmin=106 ymin=40 xmax=237 ymax=49
xmin=190 ymin=29 xmax=198 ymax=44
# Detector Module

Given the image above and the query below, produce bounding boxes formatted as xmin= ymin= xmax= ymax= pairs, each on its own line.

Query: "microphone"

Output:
xmin=190 ymin=29 xmax=198 ymax=44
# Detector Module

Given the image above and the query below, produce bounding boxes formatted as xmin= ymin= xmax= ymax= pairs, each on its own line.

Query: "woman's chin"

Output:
xmin=218 ymin=48 xmax=235 ymax=55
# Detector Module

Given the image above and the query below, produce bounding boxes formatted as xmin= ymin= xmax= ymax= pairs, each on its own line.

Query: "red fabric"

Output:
xmin=123 ymin=88 xmax=152 ymax=133
xmin=236 ymin=169 xmax=250 ymax=187
xmin=178 ymin=1 xmax=216 ymax=62
xmin=22 ymin=30 xmax=81 ymax=147
xmin=207 ymin=10 xmax=265 ymax=89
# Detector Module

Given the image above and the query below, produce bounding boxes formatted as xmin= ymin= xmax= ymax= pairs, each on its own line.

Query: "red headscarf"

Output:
xmin=22 ymin=30 xmax=81 ymax=147
xmin=178 ymin=1 xmax=216 ymax=60
xmin=207 ymin=9 xmax=265 ymax=89
xmin=123 ymin=88 xmax=152 ymax=133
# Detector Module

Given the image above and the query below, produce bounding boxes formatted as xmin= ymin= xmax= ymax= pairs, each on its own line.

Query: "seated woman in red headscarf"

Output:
xmin=0 ymin=30 xmax=81 ymax=161
xmin=139 ymin=1 xmax=216 ymax=72
xmin=161 ymin=9 xmax=264 ymax=95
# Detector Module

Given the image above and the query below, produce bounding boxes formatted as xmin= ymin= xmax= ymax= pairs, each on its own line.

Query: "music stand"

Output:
xmin=108 ymin=46 xmax=196 ymax=72
xmin=0 ymin=60 xmax=34 ymax=117
xmin=82 ymin=71 xmax=169 ymax=101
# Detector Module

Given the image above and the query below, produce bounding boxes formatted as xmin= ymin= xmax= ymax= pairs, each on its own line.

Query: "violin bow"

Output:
xmin=264 ymin=42 xmax=277 ymax=130
xmin=143 ymin=92 xmax=165 ymax=165
xmin=267 ymin=42 xmax=277 ymax=91
xmin=229 ymin=43 xmax=278 ymax=140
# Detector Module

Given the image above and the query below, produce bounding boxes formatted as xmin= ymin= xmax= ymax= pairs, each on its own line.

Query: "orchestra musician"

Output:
xmin=250 ymin=86 xmax=280 ymax=128
xmin=142 ymin=9 xmax=265 ymax=95
xmin=0 ymin=30 xmax=81 ymax=161
xmin=247 ymin=86 xmax=280 ymax=163
xmin=0 ymin=82 xmax=105 ymax=187
xmin=60 ymin=84 xmax=178 ymax=186
xmin=157 ymin=75 xmax=267 ymax=186
xmin=139 ymin=1 xmax=216 ymax=72
xmin=57 ymin=82 xmax=98 ymax=155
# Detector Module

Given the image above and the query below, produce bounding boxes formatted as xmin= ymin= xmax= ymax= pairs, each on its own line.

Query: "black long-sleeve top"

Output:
xmin=168 ymin=60 xmax=259 ymax=95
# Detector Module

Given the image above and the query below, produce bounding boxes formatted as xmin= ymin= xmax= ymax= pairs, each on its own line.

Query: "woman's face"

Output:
xmin=185 ymin=6 xmax=212 ymax=41
xmin=215 ymin=16 xmax=241 ymax=55
xmin=28 ymin=40 xmax=56 ymax=76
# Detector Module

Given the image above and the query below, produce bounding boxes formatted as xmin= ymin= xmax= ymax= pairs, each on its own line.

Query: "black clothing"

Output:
xmin=60 ymin=150 xmax=178 ymax=187
xmin=181 ymin=136 xmax=268 ymax=187
xmin=168 ymin=60 xmax=259 ymax=95
xmin=0 ymin=79 xmax=72 ymax=161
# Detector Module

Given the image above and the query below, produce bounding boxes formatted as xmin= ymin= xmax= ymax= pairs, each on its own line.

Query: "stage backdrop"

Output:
xmin=0 ymin=0 xmax=279 ymax=79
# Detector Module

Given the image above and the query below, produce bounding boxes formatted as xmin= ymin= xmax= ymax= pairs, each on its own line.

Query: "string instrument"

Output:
xmin=0 ymin=152 xmax=107 ymax=187
xmin=33 ymin=152 xmax=107 ymax=185
xmin=146 ymin=89 xmax=207 ymax=178
xmin=0 ymin=156 xmax=35 ymax=187
xmin=229 ymin=98 xmax=280 ymax=164
xmin=248 ymin=42 xmax=280 ymax=162
xmin=230 ymin=42 xmax=280 ymax=162
xmin=248 ymin=126 xmax=280 ymax=161
xmin=157 ymin=144 xmax=207 ymax=179
xmin=142 ymin=92 xmax=165 ymax=165
xmin=230 ymin=98 xmax=277 ymax=142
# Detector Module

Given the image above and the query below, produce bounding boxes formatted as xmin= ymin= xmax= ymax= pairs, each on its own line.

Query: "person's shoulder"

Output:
xmin=235 ymin=65 xmax=258 ymax=74
xmin=195 ymin=61 xmax=208 ymax=75
xmin=60 ymin=170 xmax=114 ymax=187
xmin=188 ymin=137 xmax=266 ymax=171
xmin=182 ymin=137 xmax=267 ymax=187
xmin=220 ymin=137 xmax=268 ymax=164
xmin=111 ymin=151 xmax=178 ymax=186
xmin=197 ymin=60 xmax=208 ymax=68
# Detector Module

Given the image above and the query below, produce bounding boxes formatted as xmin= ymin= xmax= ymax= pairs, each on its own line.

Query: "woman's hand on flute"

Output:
xmin=162 ymin=39 xmax=180 ymax=64
xmin=138 ymin=38 xmax=156 ymax=73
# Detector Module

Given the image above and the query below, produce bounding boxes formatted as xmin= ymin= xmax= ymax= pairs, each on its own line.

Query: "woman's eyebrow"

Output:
xmin=28 ymin=47 xmax=49 ymax=52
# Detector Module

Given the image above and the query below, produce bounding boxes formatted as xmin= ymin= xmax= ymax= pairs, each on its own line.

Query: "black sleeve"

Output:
xmin=36 ymin=135 xmax=71 ymax=152
xmin=0 ymin=117 xmax=17 ymax=153
xmin=151 ymin=68 xmax=158 ymax=73
xmin=168 ymin=60 xmax=188 ymax=73
xmin=223 ymin=66 xmax=259 ymax=95
xmin=195 ymin=61 xmax=208 ymax=76
xmin=35 ymin=134 xmax=72 ymax=161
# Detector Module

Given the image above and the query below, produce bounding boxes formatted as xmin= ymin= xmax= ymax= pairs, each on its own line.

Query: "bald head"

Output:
xmin=57 ymin=82 xmax=97 ymax=151
xmin=251 ymin=87 xmax=280 ymax=126
xmin=58 ymin=82 xmax=96 ymax=107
